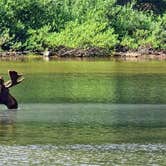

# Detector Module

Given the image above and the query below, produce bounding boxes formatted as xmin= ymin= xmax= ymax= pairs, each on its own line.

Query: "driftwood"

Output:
xmin=0 ymin=71 xmax=24 ymax=109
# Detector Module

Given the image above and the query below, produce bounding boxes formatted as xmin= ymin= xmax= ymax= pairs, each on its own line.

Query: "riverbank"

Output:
xmin=0 ymin=47 xmax=166 ymax=61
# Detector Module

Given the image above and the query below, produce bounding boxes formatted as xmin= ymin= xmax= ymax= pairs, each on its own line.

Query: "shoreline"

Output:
xmin=0 ymin=47 xmax=166 ymax=61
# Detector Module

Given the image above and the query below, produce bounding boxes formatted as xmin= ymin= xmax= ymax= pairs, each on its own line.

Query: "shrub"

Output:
xmin=0 ymin=0 xmax=165 ymax=51
xmin=24 ymin=26 xmax=51 ymax=51
xmin=106 ymin=1 xmax=165 ymax=49
xmin=46 ymin=20 xmax=118 ymax=50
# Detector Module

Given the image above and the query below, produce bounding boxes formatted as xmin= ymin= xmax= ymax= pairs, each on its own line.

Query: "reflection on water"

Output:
xmin=0 ymin=60 xmax=166 ymax=165
xmin=0 ymin=110 xmax=16 ymax=125
xmin=0 ymin=104 xmax=166 ymax=145
xmin=12 ymin=73 xmax=166 ymax=104
xmin=0 ymin=104 xmax=166 ymax=165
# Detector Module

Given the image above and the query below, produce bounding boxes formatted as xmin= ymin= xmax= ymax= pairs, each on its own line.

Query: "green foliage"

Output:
xmin=0 ymin=0 xmax=165 ymax=52
xmin=155 ymin=14 xmax=166 ymax=49
xmin=24 ymin=26 xmax=51 ymax=51
xmin=117 ymin=0 xmax=166 ymax=14
xmin=107 ymin=2 xmax=166 ymax=49
xmin=46 ymin=21 xmax=118 ymax=49
xmin=0 ymin=29 xmax=12 ymax=50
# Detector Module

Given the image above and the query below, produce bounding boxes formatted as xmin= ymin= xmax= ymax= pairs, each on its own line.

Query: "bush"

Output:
xmin=24 ymin=26 xmax=51 ymax=51
xmin=0 ymin=0 xmax=165 ymax=52
xmin=106 ymin=2 xmax=162 ymax=49
xmin=46 ymin=20 xmax=118 ymax=49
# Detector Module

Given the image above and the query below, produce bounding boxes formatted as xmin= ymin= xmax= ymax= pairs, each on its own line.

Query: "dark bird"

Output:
xmin=0 ymin=71 xmax=24 ymax=109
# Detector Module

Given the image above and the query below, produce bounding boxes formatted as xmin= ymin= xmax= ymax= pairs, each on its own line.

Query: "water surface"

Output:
xmin=0 ymin=60 xmax=166 ymax=165
xmin=12 ymin=73 xmax=165 ymax=104
xmin=0 ymin=104 xmax=166 ymax=165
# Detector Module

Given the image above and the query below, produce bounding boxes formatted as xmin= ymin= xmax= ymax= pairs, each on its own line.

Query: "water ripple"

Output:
xmin=0 ymin=144 xmax=166 ymax=165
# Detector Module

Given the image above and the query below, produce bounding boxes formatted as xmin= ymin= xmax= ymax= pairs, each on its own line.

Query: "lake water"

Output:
xmin=0 ymin=60 xmax=166 ymax=165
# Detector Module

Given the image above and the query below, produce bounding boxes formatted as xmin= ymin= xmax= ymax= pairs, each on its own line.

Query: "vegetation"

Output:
xmin=0 ymin=0 xmax=165 ymax=53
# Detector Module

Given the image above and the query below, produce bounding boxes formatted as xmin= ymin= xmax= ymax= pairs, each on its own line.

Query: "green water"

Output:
xmin=12 ymin=73 xmax=166 ymax=104
xmin=0 ymin=60 xmax=166 ymax=165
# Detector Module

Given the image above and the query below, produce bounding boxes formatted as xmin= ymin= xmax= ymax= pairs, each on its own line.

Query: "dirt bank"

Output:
xmin=0 ymin=46 xmax=166 ymax=60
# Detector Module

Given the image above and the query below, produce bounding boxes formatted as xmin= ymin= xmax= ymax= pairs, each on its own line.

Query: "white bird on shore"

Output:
xmin=43 ymin=48 xmax=51 ymax=61
xmin=43 ymin=48 xmax=50 ymax=57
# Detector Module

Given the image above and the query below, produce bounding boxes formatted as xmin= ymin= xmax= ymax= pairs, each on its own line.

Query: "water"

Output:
xmin=0 ymin=104 xmax=166 ymax=165
xmin=12 ymin=73 xmax=166 ymax=104
xmin=0 ymin=60 xmax=166 ymax=165
xmin=1 ymin=144 xmax=166 ymax=165
xmin=1 ymin=104 xmax=166 ymax=144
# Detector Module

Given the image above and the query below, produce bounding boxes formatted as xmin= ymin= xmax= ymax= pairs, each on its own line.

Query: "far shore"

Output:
xmin=0 ymin=47 xmax=166 ymax=61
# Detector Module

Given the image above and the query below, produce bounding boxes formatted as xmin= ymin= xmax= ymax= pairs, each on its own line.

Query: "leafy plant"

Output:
xmin=0 ymin=0 xmax=165 ymax=52
xmin=46 ymin=20 xmax=118 ymax=49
